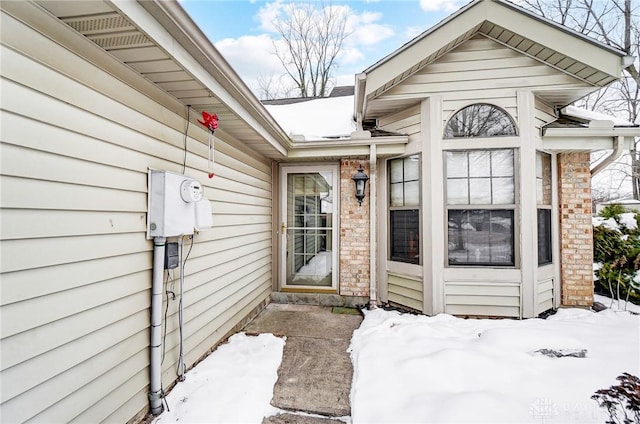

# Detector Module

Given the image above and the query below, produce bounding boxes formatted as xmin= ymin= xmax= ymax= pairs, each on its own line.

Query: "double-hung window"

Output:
xmin=446 ymin=149 xmax=516 ymax=266
xmin=537 ymin=152 xmax=552 ymax=265
xmin=389 ymin=155 xmax=420 ymax=264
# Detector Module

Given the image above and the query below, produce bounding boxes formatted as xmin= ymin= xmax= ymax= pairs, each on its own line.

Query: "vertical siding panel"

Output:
xmin=1 ymin=10 xmax=272 ymax=424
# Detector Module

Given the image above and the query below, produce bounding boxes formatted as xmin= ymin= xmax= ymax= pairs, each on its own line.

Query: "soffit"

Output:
xmin=35 ymin=0 xmax=289 ymax=160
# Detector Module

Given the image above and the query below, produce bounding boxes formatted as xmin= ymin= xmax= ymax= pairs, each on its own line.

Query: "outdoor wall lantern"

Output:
xmin=352 ymin=165 xmax=369 ymax=206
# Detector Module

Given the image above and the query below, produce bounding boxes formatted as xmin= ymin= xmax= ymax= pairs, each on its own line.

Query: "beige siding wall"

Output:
xmin=445 ymin=283 xmax=520 ymax=317
xmin=378 ymin=104 xmax=421 ymax=144
xmin=380 ymin=36 xmax=584 ymax=127
xmin=388 ymin=273 xmax=423 ymax=311
xmin=1 ymin=10 xmax=272 ymax=423
xmin=536 ymin=278 xmax=554 ymax=314
xmin=534 ymin=98 xmax=557 ymax=131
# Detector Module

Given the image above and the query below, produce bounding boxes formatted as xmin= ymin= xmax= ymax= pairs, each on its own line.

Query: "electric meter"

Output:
xmin=180 ymin=180 xmax=203 ymax=203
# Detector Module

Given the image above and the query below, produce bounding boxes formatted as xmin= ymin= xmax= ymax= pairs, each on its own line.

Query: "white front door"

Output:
xmin=280 ymin=165 xmax=339 ymax=290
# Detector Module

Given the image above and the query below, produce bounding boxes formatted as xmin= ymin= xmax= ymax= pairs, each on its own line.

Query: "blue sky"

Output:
xmin=180 ymin=0 xmax=466 ymax=95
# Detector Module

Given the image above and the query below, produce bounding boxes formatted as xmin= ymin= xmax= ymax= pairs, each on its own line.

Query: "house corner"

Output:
xmin=339 ymin=159 xmax=371 ymax=299
xmin=558 ymin=152 xmax=594 ymax=308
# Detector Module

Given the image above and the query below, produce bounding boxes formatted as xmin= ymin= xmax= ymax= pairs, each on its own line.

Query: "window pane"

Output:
xmin=389 ymin=156 xmax=421 ymax=207
xmin=491 ymin=150 xmax=514 ymax=177
xmin=536 ymin=153 xmax=543 ymax=177
xmin=538 ymin=209 xmax=552 ymax=265
xmin=390 ymin=183 xmax=404 ymax=207
xmin=404 ymin=156 xmax=420 ymax=181
xmin=492 ymin=177 xmax=515 ymax=204
xmin=448 ymin=209 xmax=514 ymax=266
xmin=444 ymin=104 xmax=517 ymax=138
xmin=391 ymin=210 xmax=420 ymax=264
xmin=390 ymin=159 xmax=404 ymax=183
xmin=447 ymin=179 xmax=469 ymax=205
xmin=469 ymin=178 xmax=491 ymax=204
xmin=536 ymin=180 xmax=543 ymax=204
xmin=404 ymin=181 xmax=420 ymax=206
xmin=446 ymin=151 xmax=468 ymax=178
xmin=469 ymin=151 xmax=491 ymax=177
xmin=537 ymin=152 xmax=552 ymax=205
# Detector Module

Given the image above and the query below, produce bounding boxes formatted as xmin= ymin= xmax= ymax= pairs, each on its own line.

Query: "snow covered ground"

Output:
xmin=153 ymin=299 xmax=639 ymax=423
xmin=153 ymin=333 xmax=284 ymax=423
xmin=349 ymin=305 xmax=640 ymax=423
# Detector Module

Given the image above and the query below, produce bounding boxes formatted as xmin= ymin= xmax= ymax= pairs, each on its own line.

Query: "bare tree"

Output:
xmin=522 ymin=0 xmax=640 ymax=197
xmin=271 ymin=2 xmax=350 ymax=98
xmin=256 ymin=72 xmax=296 ymax=100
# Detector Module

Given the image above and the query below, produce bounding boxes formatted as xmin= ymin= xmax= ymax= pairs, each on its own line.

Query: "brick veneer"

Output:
xmin=558 ymin=152 xmax=593 ymax=307
xmin=339 ymin=159 xmax=370 ymax=296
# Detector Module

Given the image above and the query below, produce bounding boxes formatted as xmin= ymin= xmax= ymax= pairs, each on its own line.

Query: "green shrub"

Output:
xmin=593 ymin=206 xmax=640 ymax=305
xmin=599 ymin=204 xmax=629 ymax=220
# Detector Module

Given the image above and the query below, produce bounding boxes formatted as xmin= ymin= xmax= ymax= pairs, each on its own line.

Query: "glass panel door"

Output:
xmin=281 ymin=166 xmax=338 ymax=289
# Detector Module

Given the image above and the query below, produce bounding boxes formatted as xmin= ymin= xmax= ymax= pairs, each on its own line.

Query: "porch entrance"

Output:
xmin=280 ymin=165 xmax=339 ymax=291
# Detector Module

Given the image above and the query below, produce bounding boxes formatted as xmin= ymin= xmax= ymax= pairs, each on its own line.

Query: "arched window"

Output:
xmin=444 ymin=103 xmax=517 ymax=138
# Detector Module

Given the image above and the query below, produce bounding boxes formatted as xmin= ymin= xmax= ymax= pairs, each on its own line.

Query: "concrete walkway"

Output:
xmin=242 ymin=303 xmax=363 ymax=423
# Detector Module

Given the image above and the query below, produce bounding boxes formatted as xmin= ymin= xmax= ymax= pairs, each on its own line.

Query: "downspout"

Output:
xmin=369 ymin=144 xmax=378 ymax=309
xmin=591 ymin=135 xmax=625 ymax=176
xmin=149 ymin=237 xmax=166 ymax=415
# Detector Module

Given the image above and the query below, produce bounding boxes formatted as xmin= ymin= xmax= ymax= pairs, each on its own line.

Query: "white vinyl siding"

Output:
xmin=388 ymin=273 xmax=423 ymax=311
xmin=379 ymin=36 xmax=585 ymax=128
xmin=1 ymin=9 xmax=272 ymax=423
xmin=534 ymin=98 xmax=557 ymax=132
xmin=445 ymin=282 xmax=520 ymax=317
xmin=379 ymin=104 xmax=421 ymax=143
xmin=536 ymin=278 xmax=554 ymax=314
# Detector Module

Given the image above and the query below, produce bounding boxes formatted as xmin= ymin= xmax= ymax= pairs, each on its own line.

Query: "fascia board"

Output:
xmin=112 ymin=0 xmax=290 ymax=157
xmin=542 ymin=136 xmax=636 ymax=152
xmin=486 ymin=2 xmax=623 ymax=78
xmin=288 ymin=137 xmax=408 ymax=159
xmin=543 ymin=127 xmax=640 ymax=138
xmin=364 ymin=2 xmax=484 ymax=98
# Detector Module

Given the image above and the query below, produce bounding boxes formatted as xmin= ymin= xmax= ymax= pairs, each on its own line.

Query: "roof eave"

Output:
xmin=126 ymin=0 xmax=292 ymax=157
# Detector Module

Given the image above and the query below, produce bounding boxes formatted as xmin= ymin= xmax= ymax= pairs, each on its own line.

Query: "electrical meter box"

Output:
xmin=147 ymin=170 xmax=201 ymax=238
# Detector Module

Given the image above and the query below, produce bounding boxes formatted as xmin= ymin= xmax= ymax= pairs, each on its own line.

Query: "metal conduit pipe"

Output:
xmin=592 ymin=135 xmax=625 ymax=176
xmin=149 ymin=237 xmax=166 ymax=415
xmin=177 ymin=236 xmax=186 ymax=381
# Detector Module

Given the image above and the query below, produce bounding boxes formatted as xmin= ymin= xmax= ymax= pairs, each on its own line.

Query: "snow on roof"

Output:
xmin=264 ymin=95 xmax=356 ymax=141
xmin=598 ymin=198 xmax=640 ymax=205
xmin=563 ymin=105 xmax=636 ymax=127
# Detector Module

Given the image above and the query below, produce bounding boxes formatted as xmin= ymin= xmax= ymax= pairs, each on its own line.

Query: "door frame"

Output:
xmin=279 ymin=163 xmax=340 ymax=292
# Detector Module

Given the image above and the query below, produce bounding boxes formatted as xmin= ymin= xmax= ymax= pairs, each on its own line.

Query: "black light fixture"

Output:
xmin=352 ymin=165 xmax=369 ymax=206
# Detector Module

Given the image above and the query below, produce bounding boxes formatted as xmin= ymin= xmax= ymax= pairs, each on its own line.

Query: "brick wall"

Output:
xmin=339 ymin=159 xmax=370 ymax=296
xmin=558 ymin=152 xmax=593 ymax=307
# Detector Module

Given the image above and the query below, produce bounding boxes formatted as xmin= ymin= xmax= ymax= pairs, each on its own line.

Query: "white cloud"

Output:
xmin=256 ymin=0 xmax=284 ymax=33
xmin=419 ymin=0 xmax=466 ymax=12
xmin=215 ymin=34 xmax=282 ymax=82
xmin=337 ymin=45 xmax=365 ymax=64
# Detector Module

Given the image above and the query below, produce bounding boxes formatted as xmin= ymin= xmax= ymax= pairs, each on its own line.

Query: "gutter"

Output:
xmin=287 ymin=135 xmax=409 ymax=160
xmin=591 ymin=135 xmax=625 ymax=176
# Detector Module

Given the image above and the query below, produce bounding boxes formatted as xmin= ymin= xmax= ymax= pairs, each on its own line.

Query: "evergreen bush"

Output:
xmin=593 ymin=205 xmax=640 ymax=306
